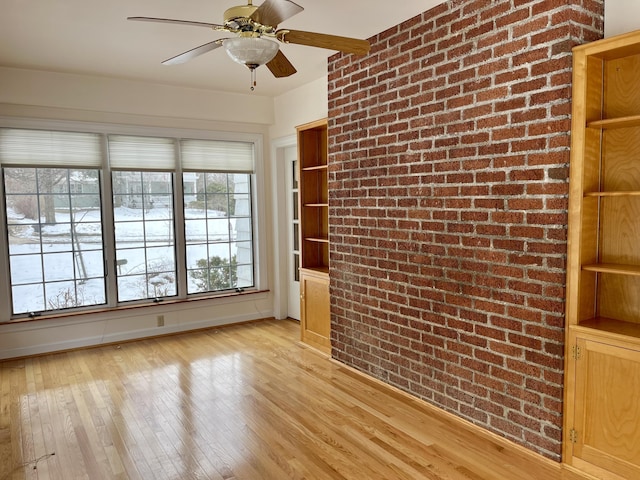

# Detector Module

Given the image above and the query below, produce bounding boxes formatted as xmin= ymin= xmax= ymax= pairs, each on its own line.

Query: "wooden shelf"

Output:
xmin=298 ymin=118 xmax=329 ymax=272
xmin=305 ymin=237 xmax=329 ymax=244
xmin=575 ymin=317 xmax=640 ymax=343
xmin=582 ymin=263 xmax=640 ymax=276
xmin=300 ymin=266 xmax=330 ymax=275
xmin=585 ymin=190 xmax=640 ymax=197
xmin=302 ymin=164 xmax=328 ymax=171
xmin=587 ymin=114 xmax=640 ymax=129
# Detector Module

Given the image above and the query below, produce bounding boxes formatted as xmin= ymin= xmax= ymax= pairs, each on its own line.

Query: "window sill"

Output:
xmin=0 ymin=289 xmax=269 ymax=326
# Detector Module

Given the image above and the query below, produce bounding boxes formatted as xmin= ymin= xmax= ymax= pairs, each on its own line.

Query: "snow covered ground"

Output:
xmin=7 ymin=206 xmax=246 ymax=313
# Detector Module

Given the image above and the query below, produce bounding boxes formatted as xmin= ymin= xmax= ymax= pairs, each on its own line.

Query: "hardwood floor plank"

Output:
xmin=26 ymin=359 xmax=56 ymax=479
xmin=1 ymin=319 xmax=575 ymax=480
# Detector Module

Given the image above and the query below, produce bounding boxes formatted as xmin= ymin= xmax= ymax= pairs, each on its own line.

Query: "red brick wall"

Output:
xmin=327 ymin=0 xmax=603 ymax=460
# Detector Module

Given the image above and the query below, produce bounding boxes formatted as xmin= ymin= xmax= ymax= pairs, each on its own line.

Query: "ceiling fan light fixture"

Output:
xmin=223 ymin=36 xmax=279 ymax=69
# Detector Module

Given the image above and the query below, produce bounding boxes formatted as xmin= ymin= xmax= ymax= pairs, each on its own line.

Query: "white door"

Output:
xmin=285 ymin=145 xmax=301 ymax=320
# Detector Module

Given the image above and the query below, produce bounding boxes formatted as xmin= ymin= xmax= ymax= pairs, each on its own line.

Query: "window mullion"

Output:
xmin=35 ymin=169 xmax=46 ymax=311
xmin=174 ymin=141 xmax=187 ymax=300
xmin=227 ymin=175 xmax=234 ymax=289
xmin=100 ymin=134 xmax=118 ymax=308
xmin=0 ymin=169 xmax=11 ymax=322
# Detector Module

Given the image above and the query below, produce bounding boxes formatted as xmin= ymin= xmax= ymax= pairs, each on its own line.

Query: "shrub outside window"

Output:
xmin=184 ymin=172 xmax=254 ymax=294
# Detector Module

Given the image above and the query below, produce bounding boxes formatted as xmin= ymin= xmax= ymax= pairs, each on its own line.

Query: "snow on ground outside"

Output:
xmin=7 ymin=206 xmax=244 ymax=313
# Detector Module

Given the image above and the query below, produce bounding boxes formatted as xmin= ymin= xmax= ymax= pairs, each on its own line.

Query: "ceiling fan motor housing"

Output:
xmin=224 ymin=5 xmax=258 ymax=24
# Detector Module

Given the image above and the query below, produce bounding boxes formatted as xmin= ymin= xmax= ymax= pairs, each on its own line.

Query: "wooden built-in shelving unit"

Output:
xmin=564 ymin=29 xmax=640 ymax=480
xmin=297 ymin=119 xmax=330 ymax=354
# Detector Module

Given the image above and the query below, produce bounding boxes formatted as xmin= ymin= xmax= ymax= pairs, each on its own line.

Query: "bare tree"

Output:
xmin=39 ymin=168 xmax=67 ymax=224
xmin=5 ymin=167 xmax=67 ymax=224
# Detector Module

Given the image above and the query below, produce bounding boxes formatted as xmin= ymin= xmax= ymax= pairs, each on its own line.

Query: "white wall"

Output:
xmin=605 ymin=0 xmax=640 ymax=38
xmin=0 ymin=67 xmax=274 ymax=126
xmin=270 ymin=76 xmax=328 ymax=139
xmin=0 ymin=293 xmax=273 ymax=359
xmin=267 ymin=77 xmax=328 ymax=321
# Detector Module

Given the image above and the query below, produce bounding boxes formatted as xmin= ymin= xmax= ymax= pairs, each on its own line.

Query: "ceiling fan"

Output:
xmin=128 ymin=0 xmax=371 ymax=90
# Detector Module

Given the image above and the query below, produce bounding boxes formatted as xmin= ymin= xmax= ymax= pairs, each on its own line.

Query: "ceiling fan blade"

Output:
xmin=162 ymin=40 xmax=223 ymax=65
xmin=266 ymin=50 xmax=297 ymax=78
xmin=251 ymin=0 xmax=303 ymax=27
xmin=276 ymin=29 xmax=370 ymax=55
xmin=128 ymin=16 xmax=225 ymax=30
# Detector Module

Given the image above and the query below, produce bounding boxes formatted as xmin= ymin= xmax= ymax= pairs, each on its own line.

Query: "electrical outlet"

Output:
xmin=157 ymin=315 xmax=164 ymax=327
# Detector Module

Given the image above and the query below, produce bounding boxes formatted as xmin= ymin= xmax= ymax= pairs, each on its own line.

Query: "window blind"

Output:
xmin=181 ymin=139 xmax=254 ymax=173
xmin=108 ymin=135 xmax=176 ymax=171
xmin=0 ymin=128 xmax=102 ymax=167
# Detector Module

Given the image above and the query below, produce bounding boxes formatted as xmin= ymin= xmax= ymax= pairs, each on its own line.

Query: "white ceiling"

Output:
xmin=0 ymin=0 xmax=441 ymax=97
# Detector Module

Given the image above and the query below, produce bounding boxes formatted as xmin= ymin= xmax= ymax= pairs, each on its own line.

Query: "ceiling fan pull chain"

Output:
xmin=251 ymin=66 xmax=256 ymax=91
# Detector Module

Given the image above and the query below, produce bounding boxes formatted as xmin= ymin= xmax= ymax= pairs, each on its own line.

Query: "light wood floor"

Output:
xmin=1 ymin=319 xmax=584 ymax=480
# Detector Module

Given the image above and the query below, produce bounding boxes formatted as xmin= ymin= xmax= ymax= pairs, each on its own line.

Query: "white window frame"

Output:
xmin=0 ymin=117 xmax=268 ymax=322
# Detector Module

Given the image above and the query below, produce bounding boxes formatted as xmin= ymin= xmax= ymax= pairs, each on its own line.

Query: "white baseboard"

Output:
xmin=0 ymin=310 xmax=272 ymax=360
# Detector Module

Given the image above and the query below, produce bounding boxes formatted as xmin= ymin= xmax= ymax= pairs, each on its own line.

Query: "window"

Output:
xmin=112 ymin=170 xmax=176 ymax=301
xmin=4 ymin=167 xmax=106 ymax=314
xmin=0 ymin=127 xmax=259 ymax=318
xmin=108 ymin=135 xmax=178 ymax=302
xmin=180 ymin=138 xmax=255 ymax=295
xmin=184 ymin=173 xmax=254 ymax=294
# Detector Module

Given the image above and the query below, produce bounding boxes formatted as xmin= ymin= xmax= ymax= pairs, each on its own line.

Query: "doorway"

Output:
xmin=284 ymin=145 xmax=300 ymax=320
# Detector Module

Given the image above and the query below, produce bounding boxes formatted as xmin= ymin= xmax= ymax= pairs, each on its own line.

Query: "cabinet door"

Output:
xmin=300 ymin=270 xmax=330 ymax=354
xmin=569 ymin=335 xmax=640 ymax=479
